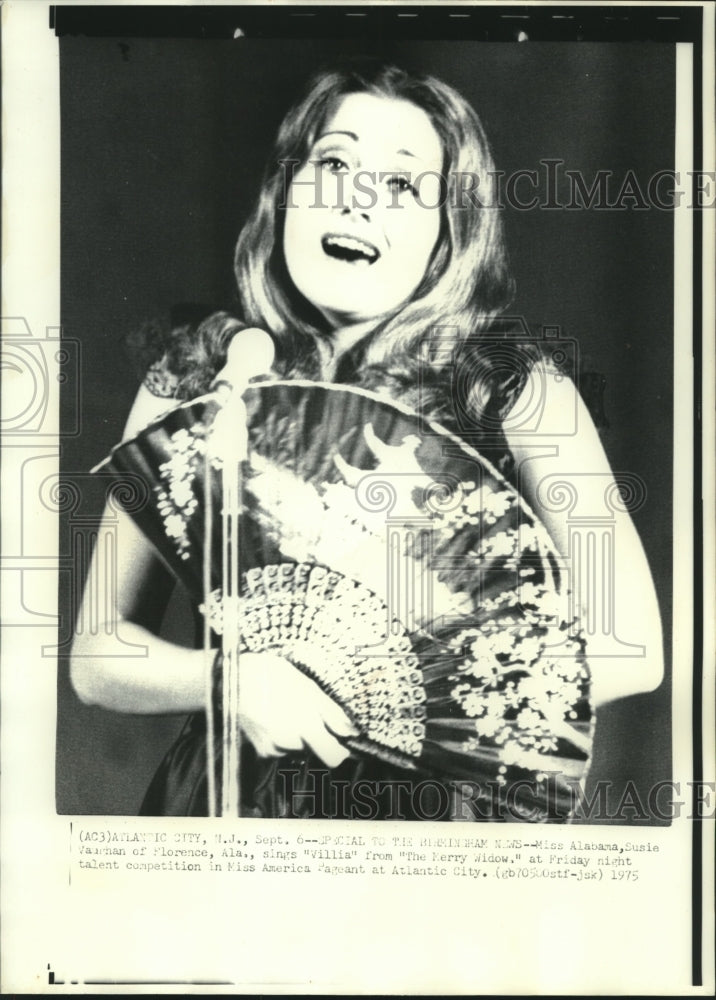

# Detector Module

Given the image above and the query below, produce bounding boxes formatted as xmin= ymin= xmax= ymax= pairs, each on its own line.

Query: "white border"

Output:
xmin=2 ymin=1 xmax=714 ymax=994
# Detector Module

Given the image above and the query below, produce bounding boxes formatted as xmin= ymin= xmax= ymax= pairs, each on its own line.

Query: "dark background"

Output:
xmin=57 ymin=37 xmax=675 ymax=820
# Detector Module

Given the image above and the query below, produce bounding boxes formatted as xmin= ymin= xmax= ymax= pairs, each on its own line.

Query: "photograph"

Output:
xmin=57 ymin=19 xmax=674 ymax=824
xmin=2 ymin=2 xmax=713 ymax=994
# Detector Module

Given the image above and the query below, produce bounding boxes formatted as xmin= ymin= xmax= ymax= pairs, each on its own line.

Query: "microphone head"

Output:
xmin=225 ymin=327 xmax=275 ymax=383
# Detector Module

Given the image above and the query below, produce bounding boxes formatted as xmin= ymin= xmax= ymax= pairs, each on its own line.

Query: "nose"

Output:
xmin=337 ymin=202 xmax=371 ymax=224
xmin=329 ymin=168 xmax=376 ymax=222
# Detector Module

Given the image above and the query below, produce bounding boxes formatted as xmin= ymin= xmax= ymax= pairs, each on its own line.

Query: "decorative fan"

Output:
xmin=97 ymin=380 xmax=592 ymax=821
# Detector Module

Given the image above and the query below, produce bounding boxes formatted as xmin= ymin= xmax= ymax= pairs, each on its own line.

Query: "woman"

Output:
xmin=71 ymin=63 xmax=663 ymax=818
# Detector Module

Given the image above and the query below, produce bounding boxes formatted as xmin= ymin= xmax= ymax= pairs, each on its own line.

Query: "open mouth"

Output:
xmin=321 ymin=234 xmax=380 ymax=265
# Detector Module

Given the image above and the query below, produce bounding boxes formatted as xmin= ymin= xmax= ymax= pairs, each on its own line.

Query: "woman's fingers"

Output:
xmin=240 ymin=717 xmax=303 ymax=758
xmin=253 ymin=720 xmax=350 ymax=768
xmin=248 ymin=711 xmax=352 ymax=769
xmin=298 ymin=689 xmax=358 ymax=767
xmin=236 ymin=652 xmax=358 ymax=767
xmin=303 ymin=725 xmax=352 ymax=769
xmin=317 ymin=691 xmax=359 ymax=739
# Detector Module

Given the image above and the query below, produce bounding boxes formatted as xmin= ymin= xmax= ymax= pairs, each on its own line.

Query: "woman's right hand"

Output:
xmin=235 ymin=652 xmax=358 ymax=768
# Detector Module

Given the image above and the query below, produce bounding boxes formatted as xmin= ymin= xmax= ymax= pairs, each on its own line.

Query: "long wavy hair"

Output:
xmin=144 ymin=62 xmax=537 ymax=430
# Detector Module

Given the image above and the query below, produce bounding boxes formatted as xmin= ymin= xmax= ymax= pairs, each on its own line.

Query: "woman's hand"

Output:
xmin=236 ymin=652 xmax=358 ymax=768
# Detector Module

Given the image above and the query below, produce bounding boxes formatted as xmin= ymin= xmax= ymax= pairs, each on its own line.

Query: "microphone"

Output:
xmin=212 ymin=327 xmax=276 ymax=396
xmin=208 ymin=328 xmax=275 ymax=462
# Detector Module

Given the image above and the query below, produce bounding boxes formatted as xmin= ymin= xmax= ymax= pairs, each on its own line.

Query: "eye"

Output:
xmin=315 ymin=155 xmax=349 ymax=174
xmin=385 ymin=174 xmax=418 ymax=196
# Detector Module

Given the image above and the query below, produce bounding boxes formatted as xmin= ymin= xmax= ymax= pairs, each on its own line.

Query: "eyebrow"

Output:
xmin=316 ymin=130 xmax=419 ymax=160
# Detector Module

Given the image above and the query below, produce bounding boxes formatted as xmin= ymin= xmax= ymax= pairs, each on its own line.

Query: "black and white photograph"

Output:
xmin=57 ymin=16 xmax=674 ymax=823
xmin=2 ymin=1 xmax=713 ymax=994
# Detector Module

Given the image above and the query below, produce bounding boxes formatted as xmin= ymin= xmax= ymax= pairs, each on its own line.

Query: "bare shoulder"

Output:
xmin=503 ymin=360 xmax=626 ymax=560
xmin=505 ymin=358 xmax=612 ymax=475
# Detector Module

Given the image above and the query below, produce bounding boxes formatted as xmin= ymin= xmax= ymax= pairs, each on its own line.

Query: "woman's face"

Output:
xmin=283 ymin=93 xmax=444 ymax=330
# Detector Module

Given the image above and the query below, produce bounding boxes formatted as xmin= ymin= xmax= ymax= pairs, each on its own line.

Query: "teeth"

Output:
xmin=327 ymin=235 xmax=376 ymax=255
xmin=322 ymin=234 xmax=379 ymax=263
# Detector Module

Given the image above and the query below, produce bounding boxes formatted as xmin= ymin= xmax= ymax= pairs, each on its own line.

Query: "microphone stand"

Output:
xmin=206 ymin=329 xmax=276 ymax=818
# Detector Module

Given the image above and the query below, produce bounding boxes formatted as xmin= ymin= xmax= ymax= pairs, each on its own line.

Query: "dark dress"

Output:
xmin=141 ymin=712 xmax=467 ymax=821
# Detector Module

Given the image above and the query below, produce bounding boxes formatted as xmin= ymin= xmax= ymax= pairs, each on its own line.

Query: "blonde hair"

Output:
xmin=234 ymin=63 xmax=516 ymax=389
xmin=153 ymin=63 xmax=535 ymax=425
